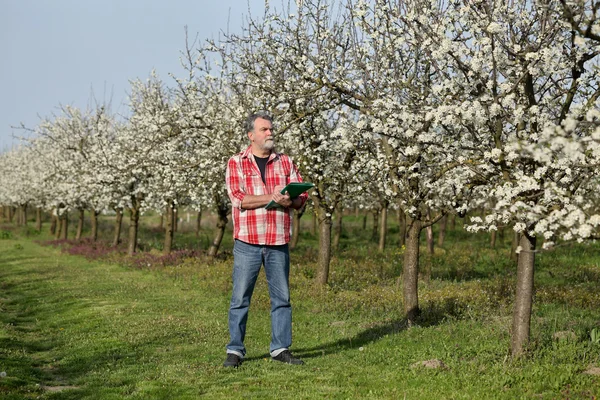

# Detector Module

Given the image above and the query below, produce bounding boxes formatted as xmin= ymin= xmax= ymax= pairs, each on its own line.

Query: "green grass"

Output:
xmin=0 ymin=212 xmax=599 ymax=399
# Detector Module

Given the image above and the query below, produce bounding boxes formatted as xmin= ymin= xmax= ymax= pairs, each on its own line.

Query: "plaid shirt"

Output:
xmin=226 ymin=145 xmax=308 ymax=245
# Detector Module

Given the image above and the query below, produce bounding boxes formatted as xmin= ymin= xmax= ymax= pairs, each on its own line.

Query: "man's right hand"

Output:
xmin=272 ymin=185 xmax=292 ymax=208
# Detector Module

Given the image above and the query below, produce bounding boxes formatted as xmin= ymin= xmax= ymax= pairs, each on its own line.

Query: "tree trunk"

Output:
xmin=173 ymin=207 xmax=178 ymax=233
xmin=499 ymin=225 xmax=506 ymax=243
xmin=378 ymin=203 xmax=388 ymax=251
xmin=75 ymin=208 xmax=84 ymax=241
xmin=164 ymin=202 xmax=175 ymax=254
xmin=8 ymin=206 xmax=14 ymax=223
xmin=90 ymin=209 xmax=99 ymax=241
xmin=332 ymin=204 xmax=343 ymax=252
xmin=372 ymin=208 xmax=380 ymax=241
xmin=55 ymin=213 xmax=63 ymax=239
xmin=20 ymin=204 xmax=28 ymax=226
xmin=112 ymin=208 xmax=123 ymax=247
xmin=15 ymin=206 xmax=22 ymax=225
xmin=290 ymin=206 xmax=305 ymax=251
xmin=510 ymin=231 xmax=520 ymax=263
xmin=490 ymin=230 xmax=497 ymax=248
xmin=511 ymin=232 xmax=536 ymax=357
xmin=159 ymin=213 xmax=164 ymax=229
xmin=50 ymin=212 xmax=57 ymax=235
xmin=362 ymin=213 xmax=367 ymax=230
xmin=35 ymin=207 xmax=42 ymax=232
xmin=401 ymin=217 xmax=422 ymax=325
xmin=449 ymin=213 xmax=456 ymax=230
xmin=208 ymin=207 xmax=228 ymax=258
xmin=291 ymin=210 xmax=300 ymax=250
xmin=398 ymin=207 xmax=406 ymax=248
xmin=437 ymin=214 xmax=447 ymax=247
xmin=60 ymin=212 xmax=68 ymax=240
xmin=316 ymin=210 xmax=333 ymax=286
xmin=127 ymin=206 xmax=140 ymax=256
xmin=195 ymin=210 xmax=202 ymax=238
xmin=14 ymin=207 xmax=20 ymax=225
xmin=425 ymin=209 xmax=434 ymax=256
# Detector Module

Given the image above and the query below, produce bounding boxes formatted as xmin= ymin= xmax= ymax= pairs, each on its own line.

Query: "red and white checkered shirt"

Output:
xmin=226 ymin=145 xmax=308 ymax=245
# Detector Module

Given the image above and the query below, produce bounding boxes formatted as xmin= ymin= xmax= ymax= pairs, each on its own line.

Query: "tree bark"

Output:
xmin=208 ymin=207 xmax=228 ymax=258
xmin=90 ymin=209 xmax=99 ymax=241
xmin=35 ymin=207 xmax=42 ymax=232
xmin=15 ymin=206 xmax=22 ymax=225
xmin=372 ymin=208 xmax=380 ymax=241
xmin=164 ymin=201 xmax=175 ymax=254
xmin=112 ymin=208 xmax=123 ymax=247
xmin=50 ymin=212 xmax=57 ymax=236
xmin=449 ymin=213 xmax=456 ymax=230
xmin=437 ymin=214 xmax=447 ymax=247
xmin=510 ymin=231 xmax=520 ymax=263
xmin=398 ymin=207 xmax=406 ymax=248
xmin=75 ymin=208 xmax=84 ymax=241
xmin=425 ymin=209 xmax=434 ymax=256
xmin=14 ymin=207 xmax=20 ymax=225
xmin=60 ymin=212 xmax=68 ymax=240
xmin=291 ymin=206 xmax=306 ymax=251
xmin=127 ymin=206 xmax=140 ymax=256
xmin=173 ymin=207 xmax=179 ymax=233
xmin=55 ymin=213 xmax=62 ymax=239
xmin=20 ymin=204 xmax=28 ymax=226
xmin=332 ymin=204 xmax=343 ymax=252
xmin=316 ymin=210 xmax=333 ymax=285
xmin=490 ymin=230 xmax=497 ymax=248
xmin=401 ymin=217 xmax=422 ymax=325
xmin=511 ymin=232 xmax=536 ymax=357
xmin=159 ymin=213 xmax=164 ymax=229
xmin=378 ymin=203 xmax=388 ymax=251
xmin=195 ymin=209 xmax=202 ymax=238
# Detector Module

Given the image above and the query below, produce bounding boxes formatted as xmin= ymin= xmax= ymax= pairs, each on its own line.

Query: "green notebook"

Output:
xmin=265 ymin=182 xmax=314 ymax=209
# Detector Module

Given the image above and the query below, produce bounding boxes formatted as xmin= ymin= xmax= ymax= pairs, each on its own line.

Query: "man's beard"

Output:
xmin=261 ymin=139 xmax=275 ymax=151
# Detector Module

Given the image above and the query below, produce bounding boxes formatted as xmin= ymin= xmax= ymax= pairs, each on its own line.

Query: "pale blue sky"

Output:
xmin=0 ymin=0 xmax=273 ymax=152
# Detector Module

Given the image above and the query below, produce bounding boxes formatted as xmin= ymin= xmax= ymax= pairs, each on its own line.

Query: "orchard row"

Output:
xmin=1 ymin=1 xmax=599 ymax=356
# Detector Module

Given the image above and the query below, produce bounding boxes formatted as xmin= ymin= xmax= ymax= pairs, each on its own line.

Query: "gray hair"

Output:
xmin=245 ymin=111 xmax=273 ymax=133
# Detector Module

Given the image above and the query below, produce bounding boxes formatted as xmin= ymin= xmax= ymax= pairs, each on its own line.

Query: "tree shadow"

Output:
xmin=245 ymin=302 xmax=456 ymax=362
xmin=294 ymin=318 xmax=409 ymax=360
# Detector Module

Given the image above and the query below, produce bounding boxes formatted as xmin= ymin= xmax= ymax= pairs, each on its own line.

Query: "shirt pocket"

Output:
xmin=242 ymin=164 xmax=263 ymax=195
xmin=273 ymin=164 xmax=290 ymax=188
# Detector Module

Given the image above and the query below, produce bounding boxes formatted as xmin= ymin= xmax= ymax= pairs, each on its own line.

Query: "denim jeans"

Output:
xmin=227 ymin=239 xmax=291 ymax=357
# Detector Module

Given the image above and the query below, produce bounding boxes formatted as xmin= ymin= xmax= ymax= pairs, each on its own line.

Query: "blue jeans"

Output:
xmin=227 ymin=239 xmax=292 ymax=357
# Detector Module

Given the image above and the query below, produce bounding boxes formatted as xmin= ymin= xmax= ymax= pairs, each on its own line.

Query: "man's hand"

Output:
xmin=272 ymin=185 xmax=292 ymax=208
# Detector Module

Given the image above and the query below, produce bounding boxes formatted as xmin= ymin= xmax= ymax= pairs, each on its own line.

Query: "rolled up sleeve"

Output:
xmin=226 ymin=156 xmax=246 ymax=210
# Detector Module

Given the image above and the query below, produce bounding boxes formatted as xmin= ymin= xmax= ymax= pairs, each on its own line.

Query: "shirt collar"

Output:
xmin=241 ymin=145 xmax=279 ymax=161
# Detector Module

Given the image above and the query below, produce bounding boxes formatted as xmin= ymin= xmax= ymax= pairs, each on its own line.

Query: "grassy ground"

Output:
xmin=0 ymin=212 xmax=599 ymax=399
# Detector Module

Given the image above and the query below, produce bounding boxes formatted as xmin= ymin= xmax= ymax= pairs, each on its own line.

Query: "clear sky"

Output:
xmin=0 ymin=0 xmax=273 ymax=152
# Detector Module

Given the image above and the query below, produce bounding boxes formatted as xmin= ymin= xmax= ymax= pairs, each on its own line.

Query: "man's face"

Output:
xmin=249 ymin=117 xmax=274 ymax=151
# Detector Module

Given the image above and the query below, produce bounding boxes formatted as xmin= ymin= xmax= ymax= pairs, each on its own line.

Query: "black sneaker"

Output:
xmin=272 ymin=350 xmax=304 ymax=365
xmin=223 ymin=353 xmax=243 ymax=368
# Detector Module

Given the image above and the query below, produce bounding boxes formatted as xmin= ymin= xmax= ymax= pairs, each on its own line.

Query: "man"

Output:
xmin=223 ymin=111 xmax=308 ymax=368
